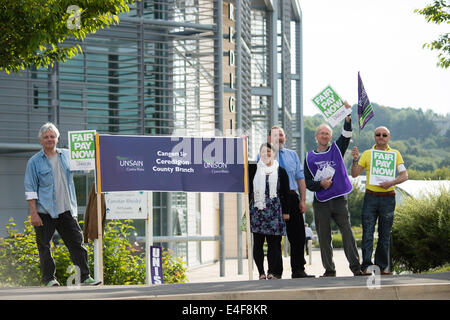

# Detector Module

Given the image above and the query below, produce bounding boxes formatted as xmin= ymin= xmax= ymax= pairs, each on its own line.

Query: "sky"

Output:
xmin=300 ymin=0 xmax=450 ymax=117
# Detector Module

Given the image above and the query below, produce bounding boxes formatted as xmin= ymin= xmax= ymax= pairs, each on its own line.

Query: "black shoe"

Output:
xmin=361 ymin=268 xmax=373 ymax=276
xmin=353 ymin=270 xmax=366 ymax=276
xmin=292 ymin=270 xmax=315 ymax=278
xmin=320 ymin=270 xmax=336 ymax=277
xmin=380 ymin=270 xmax=393 ymax=276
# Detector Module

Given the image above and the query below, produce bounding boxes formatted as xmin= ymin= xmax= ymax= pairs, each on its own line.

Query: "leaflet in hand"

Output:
xmin=314 ymin=164 xmax=335 ymax=181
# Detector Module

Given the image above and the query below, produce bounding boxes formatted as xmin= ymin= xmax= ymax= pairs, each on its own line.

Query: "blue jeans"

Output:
xmin=361 ymin=193 xmax=396 ymax=271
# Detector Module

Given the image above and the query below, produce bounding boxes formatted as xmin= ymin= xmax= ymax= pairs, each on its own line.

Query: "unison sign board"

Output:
xmin=96 ymin=135 xmax=248 ymax=193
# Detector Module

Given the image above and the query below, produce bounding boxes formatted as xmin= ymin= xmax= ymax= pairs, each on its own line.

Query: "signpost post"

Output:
xmin=94 ymin=134 xmax=103 ymax=283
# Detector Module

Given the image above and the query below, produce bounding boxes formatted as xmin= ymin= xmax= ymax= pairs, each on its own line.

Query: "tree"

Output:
xmin=303 ymin=115 xmax=324 ymax=152
xmin=415 ymin=0 xmax=450 ymax=69
xmin=0 ymin=0 xmax=139 ymax=73
xmin=347 ymin=181 xmax=364 ymax=227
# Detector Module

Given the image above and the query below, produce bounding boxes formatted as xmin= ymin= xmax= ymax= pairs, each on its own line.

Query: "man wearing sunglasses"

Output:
xmin=351 ymin=126 xmax=408 ymax=275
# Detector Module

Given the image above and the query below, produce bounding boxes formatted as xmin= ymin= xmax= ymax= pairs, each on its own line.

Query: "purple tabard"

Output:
xmin=306 ymin=142 xmax=353 ymax=202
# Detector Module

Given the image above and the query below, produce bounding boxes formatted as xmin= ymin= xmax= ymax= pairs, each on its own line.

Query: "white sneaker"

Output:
xmin=46 ymin=279 xmax=60 ymax=287
xmin=81 ymin=276 xmax=102 ymax=286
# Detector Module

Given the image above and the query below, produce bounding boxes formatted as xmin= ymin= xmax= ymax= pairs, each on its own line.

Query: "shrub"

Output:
xmin=0 ymin=218 xmax=41 ymax=286
xmin=0 ymin=218 xmax=187 ymax=286
xmin=424 ymin=263 xmax=450 ymax=274
xmin=162 ymin=249 xmax=188 ymax=284
xmin=347 ymin=181 xmax=364 ymax=227
xmin=331 ymin=226 xmax=363 ymax=248
xmin=102 ymin=220 xmax=146 ymax=285
xmin=392 ymin=188 xmax=450 ymax=273
xmin=352 ymin=226 xmax=363 ymax=248
xmin=331 ymin=233 xmax=343 ymax=248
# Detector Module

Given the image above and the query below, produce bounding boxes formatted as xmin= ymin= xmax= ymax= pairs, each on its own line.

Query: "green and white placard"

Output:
xmin=369 ymin=150 xmax=397 ymax=186
xmin=311 ymin=85 xmax=351 ymax=127
xmin=68 ymin=130 xmax=96 ymax=171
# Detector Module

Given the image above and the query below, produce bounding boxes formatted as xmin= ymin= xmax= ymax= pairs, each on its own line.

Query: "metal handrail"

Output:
xmin=137 ymin=235 xmax=219 ymax=242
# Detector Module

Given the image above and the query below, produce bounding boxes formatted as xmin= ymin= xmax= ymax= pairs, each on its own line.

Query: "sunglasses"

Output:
xmin=375 ymin=133 xmax=389 ymax=137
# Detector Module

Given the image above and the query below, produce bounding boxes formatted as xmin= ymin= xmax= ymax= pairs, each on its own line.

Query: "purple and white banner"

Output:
xmin=358 ymin=72 xmax=374 ymax=130
xmin=96 ymin=135 xmax=247 ymax=193
xmin=150 ymin=245 xmax=163 ymax=284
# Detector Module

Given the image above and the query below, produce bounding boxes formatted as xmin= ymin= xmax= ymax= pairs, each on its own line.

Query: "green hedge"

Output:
xmin=0 ymin=218 xmax=187 ymax=286
xmin=392 ymin=188 xmax=450 ymax=273
xmin=312 ymin=227 xmax=363 ymax=249
xmin=331 ymin=228 xmax=362 ymax=248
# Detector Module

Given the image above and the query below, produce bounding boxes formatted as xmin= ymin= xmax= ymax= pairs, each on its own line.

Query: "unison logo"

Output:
xmin=204 ymin=160 xmax=229 ymax=174
xmin=117 ymin=156 xmax=145 ymax=172
xmin=203 ymin=161 xmax=228 ymax=169
xmin=315 ymin=160 xmax=336 ymax=170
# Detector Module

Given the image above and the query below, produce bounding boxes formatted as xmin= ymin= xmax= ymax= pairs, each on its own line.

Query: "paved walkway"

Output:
xmin=1 ymin=271 xmax=448 ymax=300
xmin=186 ymin=249 xmax=355 ymax=283
xmin=1 ymin=249 xmax=448 ymax=301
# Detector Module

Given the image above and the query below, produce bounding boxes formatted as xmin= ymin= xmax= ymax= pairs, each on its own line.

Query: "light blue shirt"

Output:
xmin=24 ymin=148 xmax=78 ymax=218
xmin=278 ymin=147 xmax=305 ymax=191
xmin=256 ymin=147 xmax=305 ymax=191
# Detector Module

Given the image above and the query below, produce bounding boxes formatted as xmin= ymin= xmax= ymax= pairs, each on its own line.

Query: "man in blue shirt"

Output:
xmin=24 ymin=122 xmax=100 ymax=287
xmin=269 ymin=126 xmax=314 ymax=278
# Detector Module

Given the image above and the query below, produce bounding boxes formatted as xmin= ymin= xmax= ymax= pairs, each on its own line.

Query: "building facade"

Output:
xmin=0 ymin=0 xmax=304 ymax=268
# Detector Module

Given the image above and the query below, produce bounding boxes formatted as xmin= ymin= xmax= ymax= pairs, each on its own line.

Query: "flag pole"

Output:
xmin=355 ymin=71 xmax=359 ymax=148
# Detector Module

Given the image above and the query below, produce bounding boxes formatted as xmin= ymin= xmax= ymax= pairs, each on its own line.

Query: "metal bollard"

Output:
xmin=308 ymin=240 xmax=312 ymax=265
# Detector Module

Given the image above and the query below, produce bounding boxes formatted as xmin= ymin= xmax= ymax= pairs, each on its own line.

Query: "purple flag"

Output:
xmin=358 ymin=72 xmax=374 ymax=129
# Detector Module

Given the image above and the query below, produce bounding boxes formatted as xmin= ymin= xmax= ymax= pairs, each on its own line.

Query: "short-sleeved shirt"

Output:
xmin=277 ymin=148 xmax=305 ymax=191
xmin=358 ymin=144 xmax=405 ymax=192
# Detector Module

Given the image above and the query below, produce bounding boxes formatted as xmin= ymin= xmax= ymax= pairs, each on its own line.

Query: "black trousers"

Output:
xmin=253 ymin=233 xmax=283 ymax=277
xmin=34 ymin=211 xmax=90 ymax=284
xmin=285 ymin=193 xmax=306 ymax=273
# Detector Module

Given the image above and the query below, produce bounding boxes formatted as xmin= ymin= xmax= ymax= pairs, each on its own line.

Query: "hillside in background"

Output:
xmin=304 ymin=103 xmax=450 ymax=172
